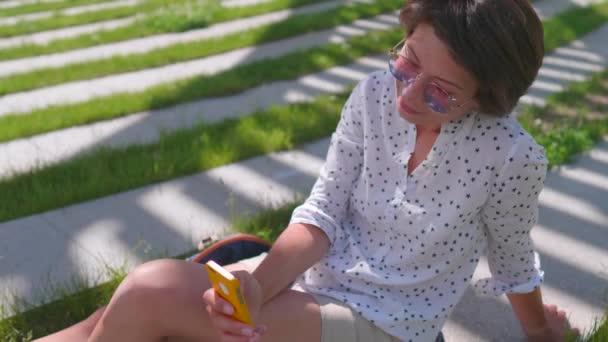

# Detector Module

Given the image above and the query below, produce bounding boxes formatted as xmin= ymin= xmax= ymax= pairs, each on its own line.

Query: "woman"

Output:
xmin=37 ymin=0 xmax=581 ymax=341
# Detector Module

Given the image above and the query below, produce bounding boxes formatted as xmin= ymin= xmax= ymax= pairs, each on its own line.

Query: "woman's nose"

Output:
xmin=399 ymin=75 xmax=426 ymax=108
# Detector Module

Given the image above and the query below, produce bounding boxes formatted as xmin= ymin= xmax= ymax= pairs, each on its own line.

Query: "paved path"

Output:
xmin=444 ymin=138 xmax=608 ymax=340
xmin=0 ymin=0 xmax=351 ymax=78
xmin=222 ymin=0 xmax=274 ymax=7
xmin=0 ymin=11 xmax=398 ymax=115
xmin=0 ymin=0 xmax=286 ymax=48
xmin=0 ymin=0 xmax=64 ymax=10
xmin=0 ymin=0 xmax=606 ymax=340
xmin=0 ymin=16 xmax=138 ymax=49
xmin=0 ymin=0 xmax=139 ymax=26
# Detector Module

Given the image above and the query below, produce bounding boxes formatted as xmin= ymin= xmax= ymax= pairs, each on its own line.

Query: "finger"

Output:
xmin=203 ymin=290 xmax=235 ymax=315
xmin=202 ymin=287 xmax=234 ymax=315
xmin=202 ymin=287 xmax=215 ymax=304
xmin=213 ymin=292 xmax=235 ymax=315
xmin=208 ymin=309 xmax=256 ymax=338
xmin=544 ymin=304 xmax=557 ymax=311
xmin=557 ymin=310 xmax=566 ymax=320
xmin=247 ymin=332 xmax=263 ymax=342
xmin=217 ymin=330 xmax=252 ymax=342
xmin=545 ymin=305 xmax=558 ymax=315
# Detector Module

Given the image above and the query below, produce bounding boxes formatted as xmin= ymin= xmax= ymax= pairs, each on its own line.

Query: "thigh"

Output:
xmin=255 ymin=289 xmax=321 ymax=342
xmin=129 ymin=258 xmax=321 ymax=342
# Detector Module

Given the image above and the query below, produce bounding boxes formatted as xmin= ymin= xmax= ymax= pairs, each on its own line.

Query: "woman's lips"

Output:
xmin=399 ymin=98 xmax=422 ymax=115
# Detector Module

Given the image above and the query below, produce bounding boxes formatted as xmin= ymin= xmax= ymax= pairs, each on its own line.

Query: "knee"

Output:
xmin=114 ymin=259 xmax=186 ymax=302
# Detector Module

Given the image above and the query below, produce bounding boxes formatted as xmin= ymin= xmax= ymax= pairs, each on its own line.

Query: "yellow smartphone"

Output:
xmin=204 ymin=260 xmax=253 ymax=325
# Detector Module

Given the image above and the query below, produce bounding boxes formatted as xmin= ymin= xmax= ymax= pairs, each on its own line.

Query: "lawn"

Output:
xmin=0 ymin=0 xmax=606 ymax=340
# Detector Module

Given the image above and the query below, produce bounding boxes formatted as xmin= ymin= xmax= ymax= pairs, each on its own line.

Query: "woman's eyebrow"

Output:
xmin=408 ymin=45 xmax=464 ymax=90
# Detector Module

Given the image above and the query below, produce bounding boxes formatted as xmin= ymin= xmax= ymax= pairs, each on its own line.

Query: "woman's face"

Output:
xmin=395 ymin=22 xmax=479 ymax=132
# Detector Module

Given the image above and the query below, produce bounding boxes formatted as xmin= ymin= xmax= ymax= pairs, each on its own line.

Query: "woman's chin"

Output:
xmin=397 ymin=106 xmax=425 ymax=123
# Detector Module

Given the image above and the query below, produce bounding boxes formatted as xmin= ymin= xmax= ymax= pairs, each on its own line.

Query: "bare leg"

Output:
xmin=86 ymin=259 xmax=219 ymax=342
xmin=33 ymin=258 xmax=321 ymax=342
xmin=33 ymin=306 xmax=106 ymax=342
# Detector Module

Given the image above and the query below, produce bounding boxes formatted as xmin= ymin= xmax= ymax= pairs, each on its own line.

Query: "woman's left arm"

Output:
xmin=507 ymin=287 xmax=547 ymax=337
xmin=507 ymin=287 xmax=580 ymax=341
xmin=476 ymin=131 xmax=580 ymax=341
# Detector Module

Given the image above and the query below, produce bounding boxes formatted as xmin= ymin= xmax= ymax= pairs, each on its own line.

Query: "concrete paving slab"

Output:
xmin=222 ymin=0 xmax=273 ymax=7
xmin=0 ymin=54 xmax=380 ymax=178
xmin=0 ymin=0 xmax=351 ymax=78
xmin=0 ymin=0 xmax=139 ymax=26
xmin=444 ymin=139 xmax=608 ymax=340
xmin=0 ymin=0 xmax=268 ymax=10
xmin=41 ymin=177 xmax=228 ymax=276
xmin=0 ymin=136 xmax=329 ymax=314
xmin=0 ymin=0 xmax=278 ymax=48
xmin=519 ymin=24 xmax=608 ymax=107
xmin=0 ymin=0 xmax=63 ymax=10
xmin=0 ymin=215 xmax=97 ymax=314
xmin=0 ymin=16 xmax=138 ymax=49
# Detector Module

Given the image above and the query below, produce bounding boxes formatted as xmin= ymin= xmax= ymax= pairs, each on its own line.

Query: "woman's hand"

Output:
xmin=203 ymin=269 xmax=267 ymax=342
xmin=526 ymin=304 xmax=581 ymax=342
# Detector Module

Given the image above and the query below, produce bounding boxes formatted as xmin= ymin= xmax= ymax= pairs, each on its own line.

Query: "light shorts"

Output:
xmin=237 ymin=252 xmax=402 ymax=342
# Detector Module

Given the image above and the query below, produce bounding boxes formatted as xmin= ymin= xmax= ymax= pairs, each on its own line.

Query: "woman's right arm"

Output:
xmin=252 ymin=79 xmax=368 ymax=304
xmin=204 ymin=78 xmax=367 ymax=339
xmin=252 ymin=222 xmax=330 ymax=304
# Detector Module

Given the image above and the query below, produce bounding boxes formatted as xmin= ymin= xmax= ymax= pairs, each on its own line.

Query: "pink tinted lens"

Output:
xmin=425 ymin=83 xmax=451 ymax=113
xmin=394 ymin=56 xmax=417 ymax=83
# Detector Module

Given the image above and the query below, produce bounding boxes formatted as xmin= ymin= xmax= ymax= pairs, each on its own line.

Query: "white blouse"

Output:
xmin=289 ymin=70 xmax=548 ymax=341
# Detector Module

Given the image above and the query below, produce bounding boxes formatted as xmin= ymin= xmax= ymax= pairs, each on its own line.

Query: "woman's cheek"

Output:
xmin=395 ymin=57 xmax=407 ymax=70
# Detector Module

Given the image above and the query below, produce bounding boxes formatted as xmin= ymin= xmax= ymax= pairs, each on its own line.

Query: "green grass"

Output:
xmin=0 ymin=199 xmax=303 ymax=341
xmin=1 ymin=0 xmax=607 ymax=142
xmin=585 ymin=309 xmax=608 ymax=342
xmin=543 ymin=0 xmax=608 ymax=51
xmin=0 ymin=89 xmax=350 ymax=223
xmin=519 ymin=69 xmax=608 ymax=169
xmin=565 ymin=308 xmax=608 ymax=342
xmin=0 ymin=0 xmax=192 ymax=38
xmin=0 ymin=27 xmax=403 ymax=143
xmin=1 ymin=51 xmax=606 ymax=222
xmin=0 ymin=0 xmax=606 ymax=222
xmin=0 ymin=3 xmax=607 ymax=336
xmin=0 ymin=266 xmax=129 ymax=341
xmin=0 ymin=0 xmax=328 ymax=53
xmin=0 ymin=0 xmax=401 ymax=95
xmin=0 ymin=0 xmax=114 ymax=17
xmin=0 ymin=60 xmax=606 ymax=226
xmin=5 ymin=0 xmax=608 ymax=93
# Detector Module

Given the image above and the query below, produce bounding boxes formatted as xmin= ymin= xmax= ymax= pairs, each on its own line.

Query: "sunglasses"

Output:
xmin=388 ymin=39 xmax=473 ymax=114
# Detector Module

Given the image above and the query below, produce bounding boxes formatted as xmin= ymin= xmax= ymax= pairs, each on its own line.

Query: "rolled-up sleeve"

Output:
xmin=474 ymin=133 xmax=549 ymax=297
xmin=289 ymin=81 xmax=365 ymax=246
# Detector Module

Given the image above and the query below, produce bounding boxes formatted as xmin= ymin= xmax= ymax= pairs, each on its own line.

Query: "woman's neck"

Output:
xmin=416 ymin=124 xmax=441 ymax=135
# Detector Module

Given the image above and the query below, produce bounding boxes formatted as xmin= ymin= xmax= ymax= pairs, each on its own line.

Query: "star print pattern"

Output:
xmin=288 ymin=70 xmax=548 ymax=341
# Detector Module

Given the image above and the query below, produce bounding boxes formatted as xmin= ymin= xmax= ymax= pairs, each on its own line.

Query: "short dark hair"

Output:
xmin=399 ymin=0 xmax=544 ymax=116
